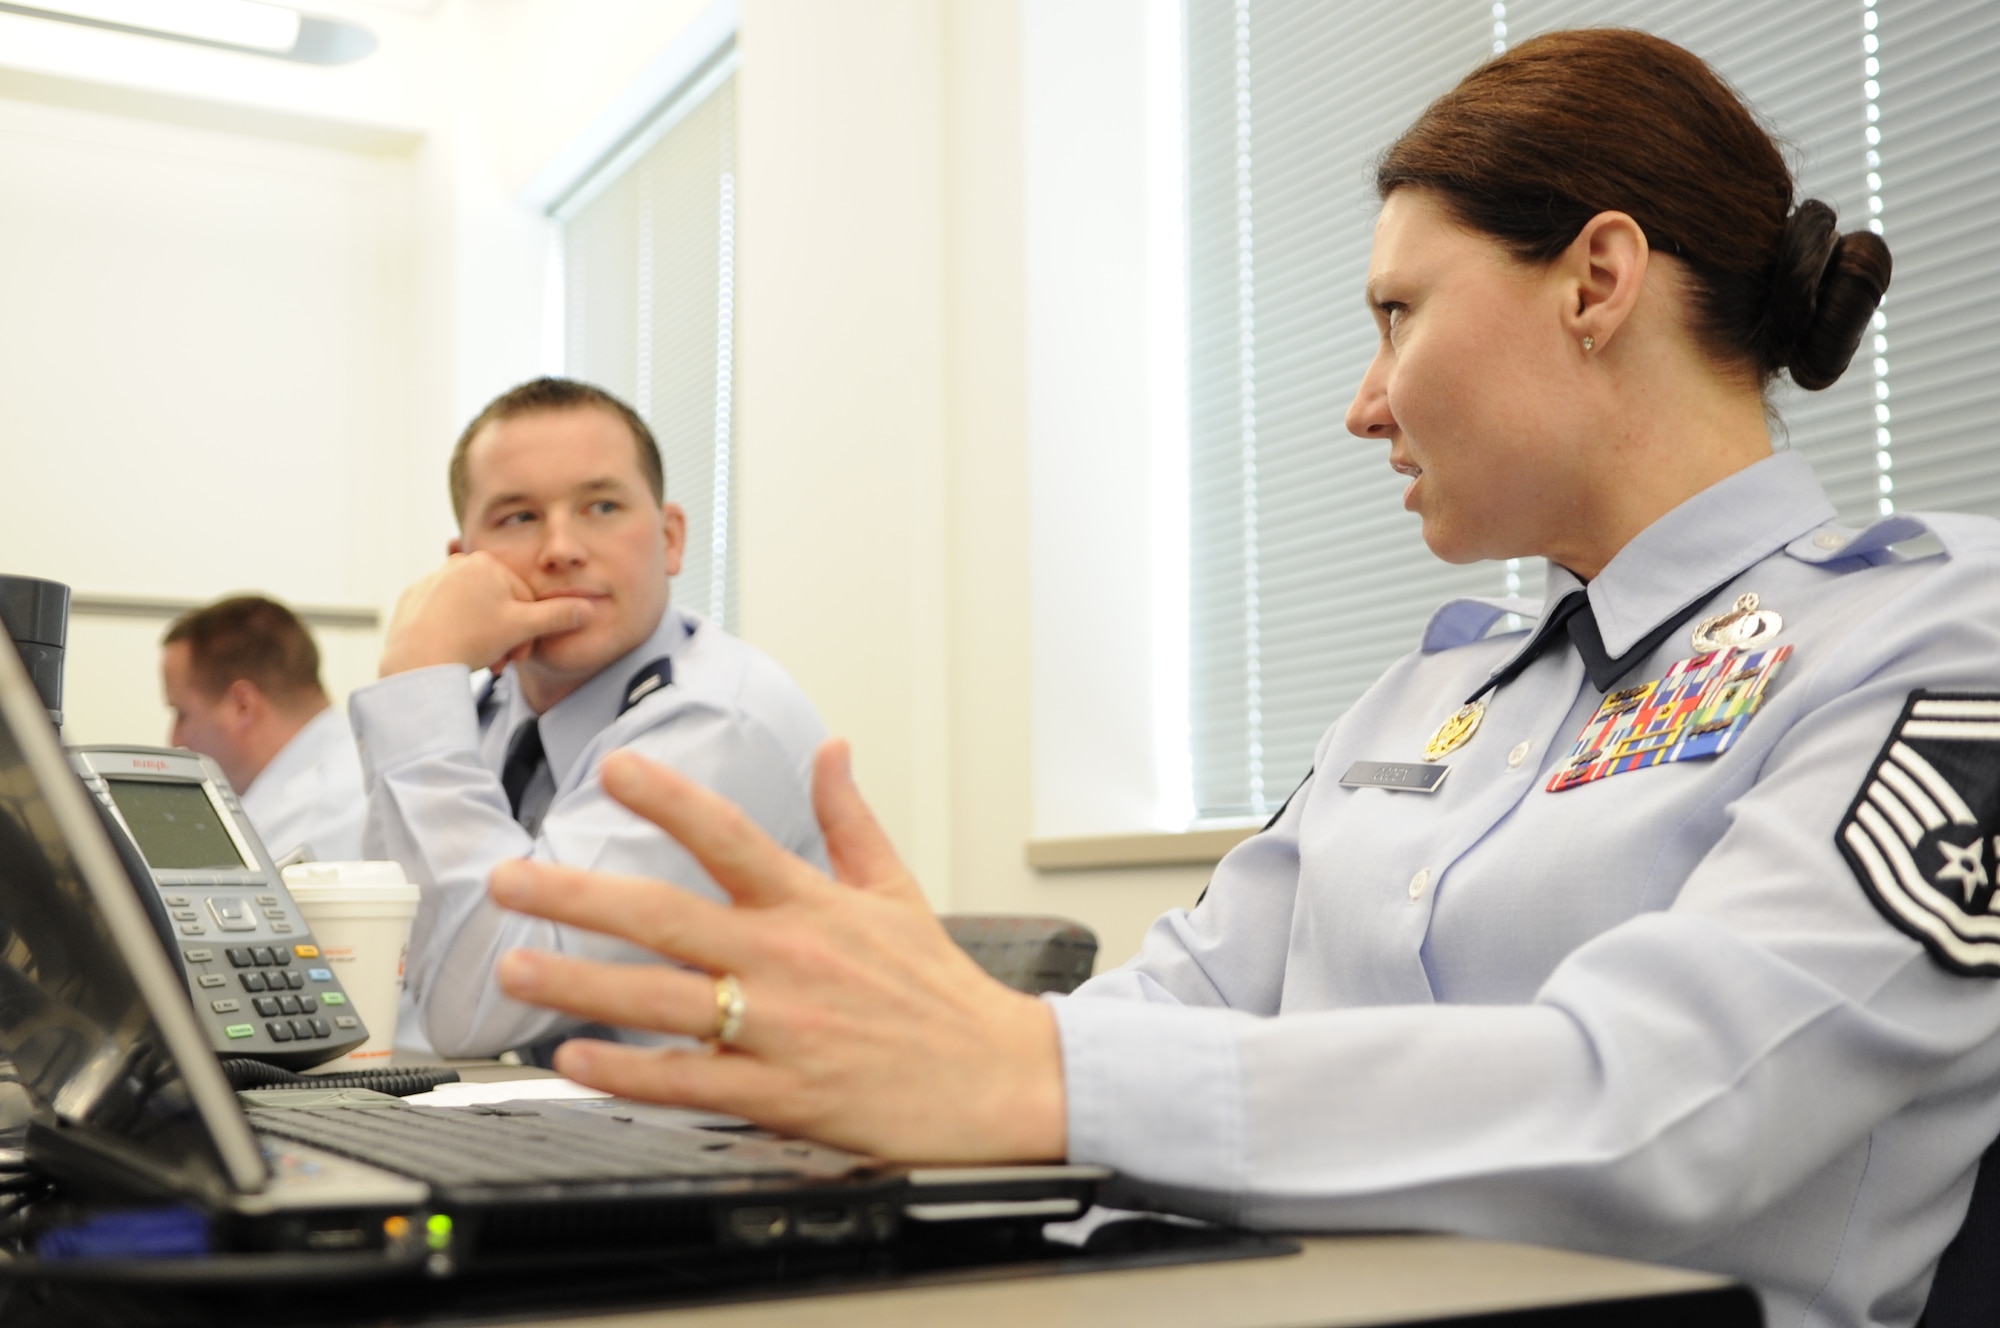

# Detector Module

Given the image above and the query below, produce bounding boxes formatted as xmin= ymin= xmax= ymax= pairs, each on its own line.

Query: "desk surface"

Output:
xmin=523 ymin=1233 xmax=1749 ymax=1328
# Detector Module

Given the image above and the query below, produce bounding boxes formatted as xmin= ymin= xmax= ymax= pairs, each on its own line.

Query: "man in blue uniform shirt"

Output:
xmin=349 ymin=378 xmax=827 ymax=1058
xmin=162 ymin=596 xmax=366 ymax=864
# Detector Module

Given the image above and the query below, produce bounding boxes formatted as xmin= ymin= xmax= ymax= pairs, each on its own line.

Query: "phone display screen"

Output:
xmin=102 ymin=778 xmax=246 ymax=870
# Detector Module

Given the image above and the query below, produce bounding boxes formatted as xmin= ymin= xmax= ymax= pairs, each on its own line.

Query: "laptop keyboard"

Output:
xmin=248 ymin=1102 xmax=830 ymax=1189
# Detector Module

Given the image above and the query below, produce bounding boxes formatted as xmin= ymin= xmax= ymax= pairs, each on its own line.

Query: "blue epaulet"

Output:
xmin=1421 ymin=595 xmax=1541 ymax=653
xmin=618 ymin=658 xmax=675 ymax=717
xmin=1785 ymin=513 xmax=1933 ymax=565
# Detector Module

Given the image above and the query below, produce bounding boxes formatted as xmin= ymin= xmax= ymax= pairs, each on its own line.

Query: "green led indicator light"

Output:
xmin=426 ymin=1213 xmax=453 ymax=1251
xmin=224 ymin=1024 xmax=254 ymax=1039
xmin=320 ymin=992 xmax=347 ymax=1005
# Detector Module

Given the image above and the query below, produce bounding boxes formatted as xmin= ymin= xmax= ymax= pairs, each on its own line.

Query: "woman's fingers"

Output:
xmin=497 ymin=949 xmax=727 ymax=1043
xmin=488 ymin=859 xmax=753 ymax=974
xmin=811 ymin=741 xmax=922 ymax=901
xmin=599 ymin=750 xmax=817 ymax=908
xmin=551 ymin=1039 xmax=794 ymax=1123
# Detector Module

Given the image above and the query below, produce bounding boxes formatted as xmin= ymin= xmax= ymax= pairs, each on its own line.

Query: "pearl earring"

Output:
xmin=1582 ymin=336 xmax=1596 ymax=352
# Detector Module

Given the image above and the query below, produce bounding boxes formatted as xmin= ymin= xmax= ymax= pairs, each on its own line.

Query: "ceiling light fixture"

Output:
xmin=0 ymin=0 xmax=377 ymax=64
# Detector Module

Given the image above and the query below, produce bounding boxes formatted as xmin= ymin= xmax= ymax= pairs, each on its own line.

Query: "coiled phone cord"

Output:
xmin=219 ymin=1059 xmax=461 ymax=1098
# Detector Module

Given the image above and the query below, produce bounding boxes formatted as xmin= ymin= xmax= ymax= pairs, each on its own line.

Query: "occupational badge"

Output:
xmin=1548 ymin=644 xmax=1792 ymax=792
xmin=1423 ymin=701 xmax=1485 ymax=762
xmin=1837 ymin=692 xmax=2000 ymax=976
xmin=1691 ymin=592 xmax=1783 ymax=652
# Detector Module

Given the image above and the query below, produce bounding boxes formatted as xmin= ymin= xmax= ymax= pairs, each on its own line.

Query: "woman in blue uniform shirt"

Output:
xmin=484 ymin=29 xmax=2000 ymax=1328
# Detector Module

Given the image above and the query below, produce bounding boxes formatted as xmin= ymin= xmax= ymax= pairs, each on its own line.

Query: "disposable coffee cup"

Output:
xmin=281 ymin=861 xmax=420 ymax=1071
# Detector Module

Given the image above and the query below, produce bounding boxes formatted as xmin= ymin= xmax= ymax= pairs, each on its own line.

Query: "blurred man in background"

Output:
xmin=161 ymin=595 xmax=364 ymax=862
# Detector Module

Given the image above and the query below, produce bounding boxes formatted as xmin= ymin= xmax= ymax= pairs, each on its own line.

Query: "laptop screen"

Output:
xmin=0 ymin=634 xmax=266 ymax=1198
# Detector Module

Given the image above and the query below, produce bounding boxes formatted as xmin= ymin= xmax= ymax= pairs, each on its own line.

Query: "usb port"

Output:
xmin=794 ymin=1206 xmax=858 ymax=1243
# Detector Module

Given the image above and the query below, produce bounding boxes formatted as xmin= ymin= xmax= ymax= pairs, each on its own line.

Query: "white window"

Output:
xmin=552 ymin=50 xmax=740 ymax=631
xmin=1183 ymin=0 xmax=2000 ymax=819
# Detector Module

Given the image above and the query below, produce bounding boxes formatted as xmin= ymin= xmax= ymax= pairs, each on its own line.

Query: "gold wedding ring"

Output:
xmin=711 ymin=974 xmax=746 ymax=1046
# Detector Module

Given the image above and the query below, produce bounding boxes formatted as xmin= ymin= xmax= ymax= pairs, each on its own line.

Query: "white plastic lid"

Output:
xmin=282 ymin=860 xmax=407 ymax=887
xmin=282 ymin=860 xmax=416 ymax=897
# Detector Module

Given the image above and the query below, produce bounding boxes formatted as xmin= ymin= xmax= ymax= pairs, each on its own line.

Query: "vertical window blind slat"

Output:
xmin=563 ymin=72 xmax=739 ymax=631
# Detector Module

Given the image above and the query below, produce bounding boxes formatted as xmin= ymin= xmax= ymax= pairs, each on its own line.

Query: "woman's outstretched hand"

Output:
xmin=488 ymin=740 xmax=1068 ymax=1163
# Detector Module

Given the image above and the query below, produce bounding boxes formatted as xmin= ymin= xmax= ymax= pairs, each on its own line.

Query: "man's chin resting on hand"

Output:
xmin=348 ymin=376 xmax=831 ymax=1062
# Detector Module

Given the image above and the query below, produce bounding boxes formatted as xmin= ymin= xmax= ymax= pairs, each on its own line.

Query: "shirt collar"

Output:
xmin=497 ymin=605 xmax=697 ymax=787
xmin=243 ymin=704 xmax=346 ymax=801
xmin=1544 ymin=450 xmax=1837 ymax=659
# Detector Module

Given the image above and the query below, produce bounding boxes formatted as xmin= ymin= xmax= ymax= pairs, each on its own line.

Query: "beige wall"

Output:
xmin=732 ymin=0 xmax=1208 ymax=966
xmin=0 ymin=92 xmax=425 ymax=744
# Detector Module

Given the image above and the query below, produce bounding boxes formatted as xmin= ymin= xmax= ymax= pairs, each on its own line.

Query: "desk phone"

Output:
xmin=68 ymin=745 xmax=368 ymax=1070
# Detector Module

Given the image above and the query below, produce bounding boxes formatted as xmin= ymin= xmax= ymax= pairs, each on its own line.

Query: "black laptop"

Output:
xmin=0 ymin=631 xmax=1106 ymax=1283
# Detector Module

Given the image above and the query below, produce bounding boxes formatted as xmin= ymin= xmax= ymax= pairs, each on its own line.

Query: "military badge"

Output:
xmin=1548 ymin=645 xmax=1792 ymax=792
xmin=1838 ymin=693 xmax=2000 ymax=976
xmin=1691 ymin=591 xmax=1784 ymax=653
xmin=1424 ymin=701 xmax=1485 ymax=761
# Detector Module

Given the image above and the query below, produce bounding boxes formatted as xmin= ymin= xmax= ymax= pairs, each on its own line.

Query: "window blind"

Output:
xmin=1186 ymin=1 xmax=2000 ymax=819
xmin=558 ymin=61 xmax=739 ymax=631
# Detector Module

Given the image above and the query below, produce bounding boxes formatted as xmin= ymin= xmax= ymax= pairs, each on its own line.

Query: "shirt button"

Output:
xmin=1814 ymin=531 xmax=1846 ymax=550
xmin=1507 ymin=740 xmax=1532 ymax=769
xmin=1408 ymin=869 xmax=1430 ymax=900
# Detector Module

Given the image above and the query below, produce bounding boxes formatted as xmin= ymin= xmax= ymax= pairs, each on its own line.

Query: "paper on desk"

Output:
xmin=399 ymin=1077 xmax=612 ymax=1108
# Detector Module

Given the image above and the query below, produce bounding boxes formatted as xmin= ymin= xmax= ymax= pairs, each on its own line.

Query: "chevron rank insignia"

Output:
xmin=1838 ymin=693 xmax=2000 ymax=975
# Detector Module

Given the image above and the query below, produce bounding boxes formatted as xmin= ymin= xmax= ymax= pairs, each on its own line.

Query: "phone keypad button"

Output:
xmin=241 ymin=972 xmax=268 ymax=992
xmin=266 ymin=1022 xmax=294 ymax=1043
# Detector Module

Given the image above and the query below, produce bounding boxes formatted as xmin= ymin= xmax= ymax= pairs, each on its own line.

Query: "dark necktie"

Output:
xmin=500 ymin=719 xmax=549 ymax=830
xmin=1469 ymin=584 xmax=1725 ymax=703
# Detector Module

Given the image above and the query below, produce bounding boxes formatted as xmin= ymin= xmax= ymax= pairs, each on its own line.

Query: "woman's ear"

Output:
xmin=1560 ymin=210 xmax=1650 ymax=354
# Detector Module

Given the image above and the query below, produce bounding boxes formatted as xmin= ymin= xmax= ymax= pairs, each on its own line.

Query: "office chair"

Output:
xmin=1920 ymin=1135 xmax=2000 ymax=1327
xmin=941 ymin=915 xmax=1098 ymax=996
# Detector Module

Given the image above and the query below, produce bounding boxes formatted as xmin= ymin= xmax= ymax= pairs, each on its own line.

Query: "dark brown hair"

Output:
xmin=1377 ymin=28 xmax=1891 ymax=391
xmin=448 ymin=377 xmax=665 ymax=524
xmin=164 ymin=596 xmax=326 ymax=709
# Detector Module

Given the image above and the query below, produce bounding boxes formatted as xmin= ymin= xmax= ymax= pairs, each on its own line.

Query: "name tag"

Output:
xmin=1339 ymin=760 xmax=1450 ymax=794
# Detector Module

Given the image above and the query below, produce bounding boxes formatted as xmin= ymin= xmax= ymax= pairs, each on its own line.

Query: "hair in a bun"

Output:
xmin=1770 ymin=204 xmax=1893 ymax=390
xmin=1378 ymin=29 xmax=1893 ymax=394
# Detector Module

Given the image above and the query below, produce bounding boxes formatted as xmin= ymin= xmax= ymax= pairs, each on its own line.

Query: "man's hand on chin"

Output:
xmin=378 ymin=552 xmax=594 ymax=679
